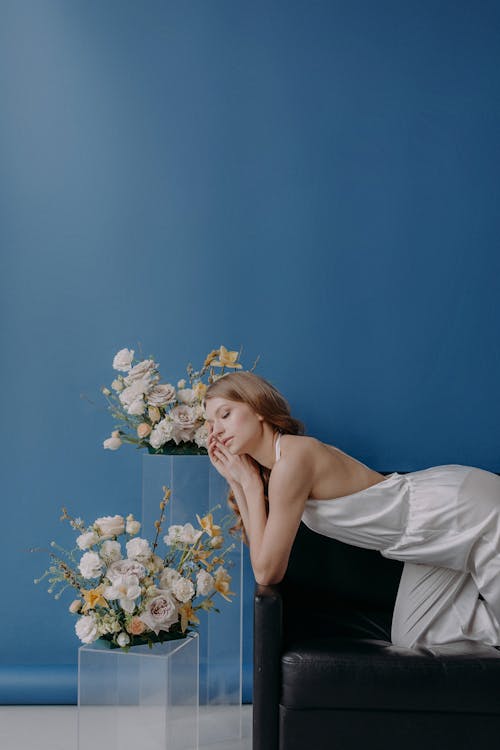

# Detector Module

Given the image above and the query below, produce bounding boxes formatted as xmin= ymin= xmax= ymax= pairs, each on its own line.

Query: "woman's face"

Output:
xmin=204 ymin=397 xmax=263 ymax=455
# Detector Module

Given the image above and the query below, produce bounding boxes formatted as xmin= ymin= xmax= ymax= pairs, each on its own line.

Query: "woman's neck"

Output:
xmin=247 ymin=425 xmax=280 ymax=470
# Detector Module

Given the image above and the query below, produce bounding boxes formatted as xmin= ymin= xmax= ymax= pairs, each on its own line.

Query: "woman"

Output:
xmin=203 ymin=370 xmax=500 ymax=649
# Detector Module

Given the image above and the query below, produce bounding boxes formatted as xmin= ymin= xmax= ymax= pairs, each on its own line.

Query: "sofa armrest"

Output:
xmin=253 ymin=583 xmax=283 ymax=750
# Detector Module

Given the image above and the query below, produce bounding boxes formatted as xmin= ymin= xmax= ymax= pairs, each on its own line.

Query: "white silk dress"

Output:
xmin=275 ymin=434 xmax=500 ymax=649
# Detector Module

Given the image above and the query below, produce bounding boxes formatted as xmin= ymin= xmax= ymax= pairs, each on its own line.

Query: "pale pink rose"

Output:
xmin=148 ymin=384 xmax=176 ymax=407
xmin=137 ymin=423 xmax=152 ymax=439
xmin=127 ymin=616 xmax=147 ymax=635
xmin=139 ymin=591 xmax=179 ymax=635
xmin=123 ymin=359 xmax=157 ymax=386
xmin=170 ymin=405 xmax=199 ymax=444
xmin=113 ymin=348 xmax=134 ymax=372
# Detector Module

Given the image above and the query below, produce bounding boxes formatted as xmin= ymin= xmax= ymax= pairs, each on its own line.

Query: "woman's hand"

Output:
xmin=208 ymin=428 xmax=262 ymax=490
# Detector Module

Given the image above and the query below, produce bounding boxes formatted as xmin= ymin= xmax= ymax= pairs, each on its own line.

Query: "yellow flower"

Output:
xmin=196 ymin=512 xmax=222 ymax=539
xmin=179 ymin=602 xmax=200 ymax=632
xmin=213 ymin=567 xmax=235 ymax=602
xmin=192 ymin=548 xmax=212 ymax=565
xmin=82 ymin=585 xmax=108 ymax=613
xmin=194 ymin=382 xmax=207 ymax=400
xmin=210 ymin=346 xmax=242 ymax=370
xmin=203 ymin=349 xmax=220 ymax=368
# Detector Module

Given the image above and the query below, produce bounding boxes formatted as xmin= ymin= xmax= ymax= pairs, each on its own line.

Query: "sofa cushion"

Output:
xmin=281 ymin=636 xmax=500 ymax=714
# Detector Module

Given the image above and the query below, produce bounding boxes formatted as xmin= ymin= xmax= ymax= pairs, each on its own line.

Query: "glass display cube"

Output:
xmin=142 ymin=454 xmax=243 ymax=745
xmin=78 ymin=632 xmax=199 ymax=750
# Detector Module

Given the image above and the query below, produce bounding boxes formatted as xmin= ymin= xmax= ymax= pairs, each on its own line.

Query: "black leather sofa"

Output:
xmin=253 ymin=501 xmax=500 ymax=750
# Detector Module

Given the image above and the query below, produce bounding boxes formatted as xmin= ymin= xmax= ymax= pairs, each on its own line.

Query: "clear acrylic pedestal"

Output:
xmin=142 ymin=454 xmax=243 ymax=747
xmin=78 ymin=632 xmax=199 ymax=750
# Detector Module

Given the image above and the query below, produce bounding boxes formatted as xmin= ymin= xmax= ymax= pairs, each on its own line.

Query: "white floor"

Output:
xmin=0 ymin=704 xmax=252 ymax=750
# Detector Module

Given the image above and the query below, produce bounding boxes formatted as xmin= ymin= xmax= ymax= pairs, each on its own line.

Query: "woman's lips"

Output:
xmin=223 ymin=437 xmax=233 ymax=446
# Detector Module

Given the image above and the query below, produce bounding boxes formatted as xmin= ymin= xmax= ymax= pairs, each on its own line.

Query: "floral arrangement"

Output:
xmin=101 ymin=344 xmax=258 ymax=455
xmin=34 ymin=487 xmax=236 ymax=650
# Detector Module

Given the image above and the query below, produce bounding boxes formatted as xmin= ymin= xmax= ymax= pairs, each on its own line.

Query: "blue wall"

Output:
xmin=1 ymin=0 xmax=500 ymax=704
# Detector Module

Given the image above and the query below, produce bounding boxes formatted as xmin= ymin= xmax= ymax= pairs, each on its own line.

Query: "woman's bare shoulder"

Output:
xmin=280 ymin=434 xmax=327 ymax=455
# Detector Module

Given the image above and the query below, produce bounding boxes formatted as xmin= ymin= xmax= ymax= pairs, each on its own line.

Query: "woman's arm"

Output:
xmin=240 ymin=453 xmax=313 ymax=585
xmin=229 ymin=482 xmax=252 ymax=537
xmin=210 ymin=436 xmax=313 ymax=585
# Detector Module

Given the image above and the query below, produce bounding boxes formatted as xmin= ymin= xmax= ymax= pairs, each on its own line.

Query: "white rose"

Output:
xmin=172 ymin=577 xmax=195 ymax=603
xmin=126 ymin=514 xmax=141 ymax=535
xmin=100 ymin=540 xmax=122 ymax=564
xmin=79 ymin=551 xmax=104 ymax=579
xmin=119 ymin=379 xmax=151 ymax=409
xmin=76 ymin=531 xmax=99 ymax=550
xmin=159 ymin=566 xmax=181 ymax=591
xmin=139 ymin=591 xmax=179 ymax=635
xmin=196 ymin=570 xmax=214 ymax=596
xmin=179 ymin=523 xmax=203 ymax=544
xmin=117 ymin=632 xmax=130 ymax=647
xmin=163 ymin=525 xmax=184 ymax=546
xmin=113 ymin=348 xmax=134 ymax=372
xmin=104 ymin=574 xmax=141 ymax=613
xmin=194 ymin=424 xmax=209 ymax=450
xmin=123 ymin=359 xmax=157 ymax=386
xmin=75 ymin=614 xmax=99 ymax=644
xmin=126 ymin=396 xmax=146 ymax=416
xmin=163 ymin=523 xmax=202 ymax=546
xmin=170 ymin=405 xmax=199 ymax=444
xmin=111 ymin=378 xmax=124 ymax=392
xmin=126 ymin=537 xmax=151 ymax=562
xmin=177 ymin=388 xmax=196 ymax=405
xmin=149 ymin=418 xmax=174 ymax=449
xmin=103 ymin=435 xmax=122 ymax=451
xmin=147 ymin=383 xmax=176 ymax=407
xmin=94 ymin=515 xmax=125 ymax=538
xmin=106 ymin=559 xmax=146 ymax=582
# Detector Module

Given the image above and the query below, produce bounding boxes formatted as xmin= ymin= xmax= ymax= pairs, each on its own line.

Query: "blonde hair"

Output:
xmin=203 ymin=371 xmax=305 ymax=545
